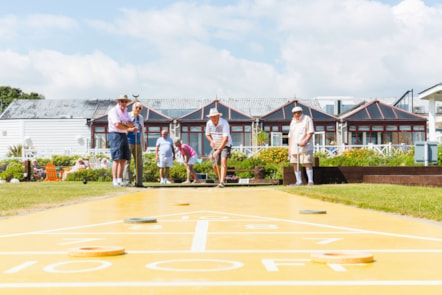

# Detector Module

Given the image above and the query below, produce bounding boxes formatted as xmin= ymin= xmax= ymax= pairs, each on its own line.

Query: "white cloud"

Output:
xmin=0 ymin=15 xmax=18 ymax=39
xmin=26 ymin=14 xmax=78 ymax=30
xmin=1 ymin=0 xmax=442 ymax=100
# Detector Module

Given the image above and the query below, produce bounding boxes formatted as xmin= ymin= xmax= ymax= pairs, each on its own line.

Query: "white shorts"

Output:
xmin=157 ymin=156 xmax=173 ymax=168
xmin=187 ymin=154 xmax=198 ymax=165
xmin=290 ymin=152 xmax=313 ymax=164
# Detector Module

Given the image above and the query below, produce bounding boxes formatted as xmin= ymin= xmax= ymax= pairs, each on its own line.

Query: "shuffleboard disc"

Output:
xmin=173 ymin=202 xmax=190 ymax=206
xmin=123 ymin=217 xmax=157 ymax=223
xmin=299 ymin=210 xmax=327 ymax=214
xmin=311 ymin=252 xmax=374 ymax=264
xmin=68 ymin=246 xmax=125 ymax=257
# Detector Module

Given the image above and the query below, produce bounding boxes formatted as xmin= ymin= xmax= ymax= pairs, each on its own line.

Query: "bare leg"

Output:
xmin=116 ymin=159 xmax=126 ymax=179
xmin=220 ymin=157 xmax=228 ymax=184
xmin=188 ymin=164 xmax=198 ymax=182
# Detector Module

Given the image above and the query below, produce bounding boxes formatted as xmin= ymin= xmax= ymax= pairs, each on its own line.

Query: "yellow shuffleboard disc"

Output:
xmin=68 ymin=246 xmax=125 ymax=257
xmin=311 ymin=252 xmax=374 ymax=264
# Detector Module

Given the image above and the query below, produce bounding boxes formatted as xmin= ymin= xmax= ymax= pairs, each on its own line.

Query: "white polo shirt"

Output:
xmin=288 ymin=114 xmax=314 ymax=154
xmin=205 ymin=117 xmax=232 ymax=148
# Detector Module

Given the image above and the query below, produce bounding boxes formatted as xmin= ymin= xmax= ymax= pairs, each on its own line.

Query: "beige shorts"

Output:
xmin=290 ymin=153 xmax=313 ymax=164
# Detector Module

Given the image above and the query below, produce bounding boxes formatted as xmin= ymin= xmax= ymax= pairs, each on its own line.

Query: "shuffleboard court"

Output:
xmin=0 ymin=187 xmax=441 ymax=294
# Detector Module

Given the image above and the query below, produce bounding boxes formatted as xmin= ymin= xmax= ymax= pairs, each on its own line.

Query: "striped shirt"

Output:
xmin=205 ymin=117 xmax=232 ymax=148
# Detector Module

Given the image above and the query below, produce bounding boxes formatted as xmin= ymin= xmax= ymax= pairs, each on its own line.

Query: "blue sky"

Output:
xmin=1 ymin=0 xmax=441 ymax=101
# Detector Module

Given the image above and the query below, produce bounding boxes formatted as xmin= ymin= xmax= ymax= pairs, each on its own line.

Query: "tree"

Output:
xmin=0 ymin=86 xmax=45 ymax=112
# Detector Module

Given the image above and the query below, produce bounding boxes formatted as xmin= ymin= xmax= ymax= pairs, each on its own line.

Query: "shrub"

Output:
xmin=0 ymin=161 xmax=25 ymax=181
xmin=65 ymin=168 xmax=113 ymax=182
xmin=254 ymin=147 xmax=288 ymax=165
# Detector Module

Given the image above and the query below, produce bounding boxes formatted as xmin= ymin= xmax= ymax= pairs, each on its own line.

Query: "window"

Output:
xmin=147 ymin=126 xmax=168 ymax=148
xmin=399 ymin=125 xmax=411 ymax=131
xmin=93 ymin=126 xmax=108 ymax=148
xmin=231 ymin=125 xmax=252 ymax=147
xmin=181 ymin=125 xmax=205 ymax=155
xmin=386 ymin=125 xmax=397 ymax=131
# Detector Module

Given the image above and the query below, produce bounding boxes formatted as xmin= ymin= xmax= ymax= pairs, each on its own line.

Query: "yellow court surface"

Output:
xmin=0 ymin=186 xmax=441 ymax=295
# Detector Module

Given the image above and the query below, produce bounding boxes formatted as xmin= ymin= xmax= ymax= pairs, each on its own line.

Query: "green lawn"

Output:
xmin=277 ymin=184 xmax=442 ymax=222
xmin=1 ymin=182 xmax=441 ymax=222
xmin=0 ymin=182 xmax=137 ymax=217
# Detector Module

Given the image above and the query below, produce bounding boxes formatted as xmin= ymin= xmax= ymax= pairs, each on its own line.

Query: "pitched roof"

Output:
xmin=260 ymin=100 xmax=337 ymax=121
xmin=142 ymin=97 xmax=293 ymax=118
xmin=0 ymin=99 xmax=115 ymax=119
xmin=339 ymin=99 xmax=426 ymax=121
xmin=178 ymin=100 xmax=254 ymax=122
xmin=93 ymin=102 xmax=172 ymax=122
xmin=418 ymin=83 xmax=442 ymax=101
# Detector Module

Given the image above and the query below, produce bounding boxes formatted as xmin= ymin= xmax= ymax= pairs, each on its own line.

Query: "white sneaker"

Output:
xmin=164 ymin=179 xmax=171 ymax=184
xmin=160 ymin=179 xmax=164 ymax=184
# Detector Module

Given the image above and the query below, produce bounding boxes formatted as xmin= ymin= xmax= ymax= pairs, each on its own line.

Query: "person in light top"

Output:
xmin=107 ymin=95 xmax=134 ymax=187
xmin=288 ymin=106 xmax=315 ymax=186
xmin=205 ymin=107 xmax=232 ymax=188
xmin=155 ymin=130 xmax=175 ymax=184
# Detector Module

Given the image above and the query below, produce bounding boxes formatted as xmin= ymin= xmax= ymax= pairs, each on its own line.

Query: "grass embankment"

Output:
xmin=0 ymin=182 xmax=139 ymax=217
xmin=1 ymin=182 xmax=441 ymax=222
xmin=277 ymin=184 xmax=442 ymax=222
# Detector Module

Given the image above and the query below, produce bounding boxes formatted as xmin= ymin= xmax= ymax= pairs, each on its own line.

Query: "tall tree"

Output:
xmin=0 ymin=86 xmax=45 ymax=112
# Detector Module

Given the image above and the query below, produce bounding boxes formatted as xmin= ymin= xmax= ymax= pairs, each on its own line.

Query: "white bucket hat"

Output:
xmin=292 ymin=106 xmax=303 ymax=113
xmin=207 ymin=107 xmax=223 ymax=117
xmin=115 ymin=94 xmax=132 ymax=103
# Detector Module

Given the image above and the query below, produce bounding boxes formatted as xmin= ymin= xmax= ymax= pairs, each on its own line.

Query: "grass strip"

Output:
xmin=0 ymin=182 xmax=135 ymax=217
xmin=277 ymin=184 xmax=442 ymax=222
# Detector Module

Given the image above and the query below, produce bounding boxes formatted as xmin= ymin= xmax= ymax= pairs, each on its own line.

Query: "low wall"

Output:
xmin=283 ymin=166 xmax=442 ymax=187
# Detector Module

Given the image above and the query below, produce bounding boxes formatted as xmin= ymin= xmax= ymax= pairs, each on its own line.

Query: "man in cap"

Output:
xmin=107 ymin=95 xmax=134 ymax=186
xmin=205 ymin=107 xmax=232 ymax=188
xmin=288 ymin=106 xmax=315 ymax=186
xmin=123 ymin=101 xmax=147 ymax=187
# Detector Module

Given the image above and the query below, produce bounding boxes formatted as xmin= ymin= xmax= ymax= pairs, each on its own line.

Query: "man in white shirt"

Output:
xmin=155 ymin=130 xmax=175 ymax=184
xmin=107 ymin=95 xmax=134 ymax=186
xmin=288 ymin=106 xmax=315 ymax=186
xmin=205 ymin=107 xmax=232 ymax=188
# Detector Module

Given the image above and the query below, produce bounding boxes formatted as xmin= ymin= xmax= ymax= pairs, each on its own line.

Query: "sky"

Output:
xmin=1 ymin=0 xmax=442 ymax=101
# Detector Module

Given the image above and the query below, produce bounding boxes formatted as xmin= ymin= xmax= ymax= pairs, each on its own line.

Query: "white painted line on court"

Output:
xmin=0 ymin=280 xmax=441 ymax=288
xmin=0 ymin=211 xmax=206 ymax=239
xmin=328 ymin=263 xmax=347 ymax=272
xmin=34 ymin=231 xmax=358 ymax=235
xmin=191 ymin=220 xmax=209 ymax=252
xmin=3 ymin=261 xmax=38 ymax=274
xmin=202 ymin=210 xmax=442 ymax=242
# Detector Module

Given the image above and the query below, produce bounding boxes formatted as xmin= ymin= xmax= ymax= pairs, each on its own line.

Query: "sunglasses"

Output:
xmin=119 ymin=101 xmax=128 ymax=104
xmin=293 ymin=111 xmax=302 ymax=114
xmin=136 ymin=107 xmax=142 ymax=110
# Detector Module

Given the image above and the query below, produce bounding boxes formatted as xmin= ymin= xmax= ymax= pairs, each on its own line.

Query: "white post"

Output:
xmin=428 ymin=98 xmax=436 ymax=141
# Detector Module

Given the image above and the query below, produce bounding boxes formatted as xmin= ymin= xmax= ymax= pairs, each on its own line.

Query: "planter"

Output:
xmin=283 ymin=166 xmax=442 ymax=187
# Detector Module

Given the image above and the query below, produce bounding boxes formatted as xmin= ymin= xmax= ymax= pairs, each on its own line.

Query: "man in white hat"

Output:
xmin=288 ymin=106 xmax=315 ymax=186
xmin=107 ymin=95 xmax=134 ymax=186
xmin=205 ymin=107 xmax=232 ymax=188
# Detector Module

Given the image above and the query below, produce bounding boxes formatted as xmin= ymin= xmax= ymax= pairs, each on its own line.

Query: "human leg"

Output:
xmin=290 ymin=153 xmax=302 ymax=185
xmin=122 ymin=144 xmax=134 ymax=185
xmin=301 ymin=152 xmax=313 ymax=185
